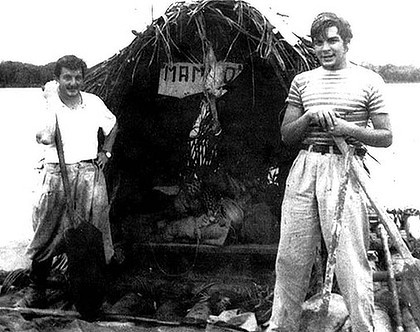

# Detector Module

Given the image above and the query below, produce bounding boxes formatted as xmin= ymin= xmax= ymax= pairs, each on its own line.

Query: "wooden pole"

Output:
xmin=320 ymin=143 xmax=354 ymax=317
xmin=379 ymin=225 xmax=404 ymax=332
xmin=333 ymin=136 xmax=420 ymax=327
xmin=0 ymin=307 xmax=181 ymax=326
xmin=332 ymin=137 xmax=413 ymax=259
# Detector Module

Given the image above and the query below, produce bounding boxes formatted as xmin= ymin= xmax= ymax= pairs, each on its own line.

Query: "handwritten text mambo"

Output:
xmin=158 ymin=62 xmax=243 ymax=98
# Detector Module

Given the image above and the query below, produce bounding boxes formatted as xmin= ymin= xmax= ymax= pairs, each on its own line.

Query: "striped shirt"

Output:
xmin=286 ymin=64 xmax=388 ymax=147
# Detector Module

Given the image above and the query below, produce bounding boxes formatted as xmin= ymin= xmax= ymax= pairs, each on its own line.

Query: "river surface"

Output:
xmin=366 ymin=83 xmax=420 ymax=210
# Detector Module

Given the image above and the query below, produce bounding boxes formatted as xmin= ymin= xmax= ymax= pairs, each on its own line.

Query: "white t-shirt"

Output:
xmin=286 ymin=64 xmax=388 ymax=147
xmin=40 ymin=91 xmax=116 ymax=164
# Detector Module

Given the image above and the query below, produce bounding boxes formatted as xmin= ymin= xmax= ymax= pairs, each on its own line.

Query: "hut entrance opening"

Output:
xmin=84 ymin=0 xmax=317 ymax=248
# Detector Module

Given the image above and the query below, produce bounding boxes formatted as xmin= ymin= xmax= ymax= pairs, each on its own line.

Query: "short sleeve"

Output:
xmin=286 ymin=74 xmax=304 ymax=109
xmin=368 ymin=72 xmax=388 ymax=115
xmin=94 ymin=96 xmax=116 ymax=135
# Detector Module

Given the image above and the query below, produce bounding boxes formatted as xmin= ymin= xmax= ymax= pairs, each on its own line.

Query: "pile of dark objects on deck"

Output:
xmin=1 ymin=208 xmax=420 ymax=331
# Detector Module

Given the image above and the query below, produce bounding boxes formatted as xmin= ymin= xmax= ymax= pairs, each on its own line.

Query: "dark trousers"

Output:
xmin=29 ymin=258 xmax=52 ymax=289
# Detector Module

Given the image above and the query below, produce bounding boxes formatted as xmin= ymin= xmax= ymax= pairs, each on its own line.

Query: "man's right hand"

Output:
xmin=305 ymin=108 xmax=339 ymax=131
xmin=36 ymin=127 xmax=56 ymax=145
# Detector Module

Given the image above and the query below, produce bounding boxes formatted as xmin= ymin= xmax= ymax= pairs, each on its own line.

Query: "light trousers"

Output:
xmin=27 ymin=161 xmax=114 ymax=265
xmin=267 ymin=150 xmax=374 ymax=332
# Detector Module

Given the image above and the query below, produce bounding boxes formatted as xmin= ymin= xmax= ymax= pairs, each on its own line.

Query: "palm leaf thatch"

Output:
xmin=85 ymin=0 xmax=317 ymax=113
xmin=84 ymin=0 xmax=318 ymax=219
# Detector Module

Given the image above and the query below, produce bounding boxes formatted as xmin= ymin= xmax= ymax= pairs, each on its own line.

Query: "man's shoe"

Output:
xmin=14 ymin=287 xmax=46 ymax=308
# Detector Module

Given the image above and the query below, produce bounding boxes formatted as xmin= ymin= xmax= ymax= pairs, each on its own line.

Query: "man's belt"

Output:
xmin=80 ymin=159 xmax=96 ymax=164
xmin=301 ymin=144 xmax=366 ymax=157
xmin=46 ymin=159 xmax=96 ymax=167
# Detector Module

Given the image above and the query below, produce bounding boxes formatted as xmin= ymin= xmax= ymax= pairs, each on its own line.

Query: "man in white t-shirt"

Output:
xmin=16 ymin=55 xmax=118 ymax=308
xmin=266 ymin=13 xmax=392 ymax=332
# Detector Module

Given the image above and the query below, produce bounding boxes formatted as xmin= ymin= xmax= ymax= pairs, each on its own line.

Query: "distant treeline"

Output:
xmin=1 ymin=60 xmax=420 ymax=87
xmin=360 ymin=63 xmax=420 ymax=83
xmin=0 ymin=61 xmax=56 ymax=88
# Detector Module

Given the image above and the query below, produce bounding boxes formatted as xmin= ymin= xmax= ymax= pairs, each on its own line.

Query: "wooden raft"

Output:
xmin=138 ymin=243 xmax=279 ymax=256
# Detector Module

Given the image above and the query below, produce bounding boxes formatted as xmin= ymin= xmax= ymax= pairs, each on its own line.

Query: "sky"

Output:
xmin=0 ymin=0 xmax=419 ymax=68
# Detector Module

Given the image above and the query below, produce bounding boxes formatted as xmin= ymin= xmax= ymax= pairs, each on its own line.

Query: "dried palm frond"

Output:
xmin=1 ymin=268 xmax=29 ymax=295
xmin=84 ymin=0 xmax=318 ymax=114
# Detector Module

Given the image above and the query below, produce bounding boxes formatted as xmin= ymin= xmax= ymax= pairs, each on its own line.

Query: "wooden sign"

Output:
xmin=158 ymin=62 xmax=243 ymax=98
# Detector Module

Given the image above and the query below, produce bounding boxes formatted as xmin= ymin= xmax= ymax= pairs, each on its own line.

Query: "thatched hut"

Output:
xmin=84 ymin=0 xmax=318 ymax=248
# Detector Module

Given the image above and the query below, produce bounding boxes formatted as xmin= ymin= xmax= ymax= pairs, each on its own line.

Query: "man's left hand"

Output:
xmin=327 ymin=116 xmax=355 ymax=137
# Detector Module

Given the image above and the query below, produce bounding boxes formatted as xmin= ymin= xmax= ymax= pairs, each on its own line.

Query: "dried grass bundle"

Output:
xmin=84 ymin=0 xmax=317 ymax=114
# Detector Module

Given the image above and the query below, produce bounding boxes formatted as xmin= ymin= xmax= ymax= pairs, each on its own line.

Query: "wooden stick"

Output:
xmin=333 ymin=136 xmax=420 ymax=327
xmin=0 ymin=307 xmax=180 ymax=326
xmin=320 ymin=142 xmax=354 ymax=315
xmin=378 ymin=225 xmax=404 ymax=332
xmin=0 ymin=306 xmax=80 ymax=319
xmin=373 ymin=270 xmax=402 ymax=282
xmin=55 ymin=115 xmax=76 ymax=229
xmin=0 ymin=307 xmax=247 ymax=331
xmin=332 ymin=137 xmax=413 ymax=261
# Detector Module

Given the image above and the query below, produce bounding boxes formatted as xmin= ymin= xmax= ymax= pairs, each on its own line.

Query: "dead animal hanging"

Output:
xmin=82 ymin=0 xmax=319 ymax=229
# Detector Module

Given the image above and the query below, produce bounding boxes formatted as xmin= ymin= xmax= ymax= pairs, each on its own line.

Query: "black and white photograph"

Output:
xmin=0 ymin=0 xmax=419 ymax=331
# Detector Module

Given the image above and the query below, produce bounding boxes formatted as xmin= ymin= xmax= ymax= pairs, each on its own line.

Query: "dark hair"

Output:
xmin=310 ymin=12 xmax=353 ymax=44
xmin=54 ymin=55 xmax=87 ymax=78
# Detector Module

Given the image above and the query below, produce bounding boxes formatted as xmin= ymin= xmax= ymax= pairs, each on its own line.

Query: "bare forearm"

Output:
xmin=344 ymin=123 xmax=393 ymax=147
xmin=281 ymin=113 xmax=311 ymax=146
xmin=102 ymin=123 xmax=118 ymax=152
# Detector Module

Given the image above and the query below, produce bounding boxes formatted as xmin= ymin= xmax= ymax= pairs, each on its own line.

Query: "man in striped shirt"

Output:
xmin=266 ymin=12 xmax=392 ymax=332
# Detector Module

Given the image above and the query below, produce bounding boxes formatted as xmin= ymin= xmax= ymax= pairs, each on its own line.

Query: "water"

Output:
xmin=0 ymin=88 xmax=45 ymax=269
xmin=366 ymin=83 xmax=420 ymax=209
xmin=0 ymin=87 xmax=44 ymax=236
xmin=0 ymin=84 xmax=418 ymax=266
